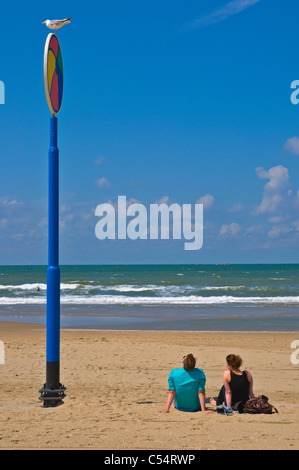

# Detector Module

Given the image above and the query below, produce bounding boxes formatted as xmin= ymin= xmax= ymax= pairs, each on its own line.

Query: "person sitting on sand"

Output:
xmin=157 ymin=354 xmax=213 ymax=413
xmin=210 ymin=354 xmax=254 ymax=411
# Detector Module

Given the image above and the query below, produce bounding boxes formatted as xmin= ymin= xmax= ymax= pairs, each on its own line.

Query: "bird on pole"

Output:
xmin=42 ymin=18 xmax=72 ymax=34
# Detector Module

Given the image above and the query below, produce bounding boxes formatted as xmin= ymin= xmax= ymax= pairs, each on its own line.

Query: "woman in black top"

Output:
xmin=210 ymin=354 xmax=254 ymax=409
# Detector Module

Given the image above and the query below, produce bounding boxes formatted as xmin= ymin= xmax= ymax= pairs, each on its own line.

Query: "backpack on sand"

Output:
xmin=243 ymin=395 xmax=278 ymax=414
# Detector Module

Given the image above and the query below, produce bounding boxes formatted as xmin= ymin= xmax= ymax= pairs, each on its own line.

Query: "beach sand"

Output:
xmin=0 ymin=321 xmax=298 ymax=450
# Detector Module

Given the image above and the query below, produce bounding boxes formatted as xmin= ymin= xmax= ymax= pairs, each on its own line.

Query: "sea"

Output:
xmin=0 ymin=264 xmax=298 ymax=331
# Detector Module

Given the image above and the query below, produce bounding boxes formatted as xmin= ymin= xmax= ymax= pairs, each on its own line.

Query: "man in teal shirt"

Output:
xmin=157 ymin=354 xmax=212 ymax=413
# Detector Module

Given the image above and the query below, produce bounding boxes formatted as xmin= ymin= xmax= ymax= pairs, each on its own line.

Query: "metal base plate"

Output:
xmin=39 ymin=384 xmax=66 ymax=407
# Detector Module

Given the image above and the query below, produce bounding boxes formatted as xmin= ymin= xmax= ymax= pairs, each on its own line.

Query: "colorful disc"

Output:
xmin=44 ymin=33 xmax=63 ymax=115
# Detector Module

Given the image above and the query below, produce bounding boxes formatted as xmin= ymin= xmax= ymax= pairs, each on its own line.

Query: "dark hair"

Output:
xmin=183 ymin=354 xmax=196 ymax=371
xmin=226 ymin=354 xmax=242 ymax=369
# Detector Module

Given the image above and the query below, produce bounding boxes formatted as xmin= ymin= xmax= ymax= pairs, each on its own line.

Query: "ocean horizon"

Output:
xmin=0 ymin=264 xmax=298 ymax=331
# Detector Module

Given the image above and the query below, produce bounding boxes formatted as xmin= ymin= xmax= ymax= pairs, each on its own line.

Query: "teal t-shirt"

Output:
xmin=168 ymin=367 xmax=206 ymax=412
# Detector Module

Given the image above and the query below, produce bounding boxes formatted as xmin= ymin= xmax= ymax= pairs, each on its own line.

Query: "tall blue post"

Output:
xmin=47 ymin=116 xmax=60 ymax=386
xmin=39 ymin=116 xmax=66 ymax=407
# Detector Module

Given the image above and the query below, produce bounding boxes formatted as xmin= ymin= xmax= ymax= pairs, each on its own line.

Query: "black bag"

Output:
xmin=231 ymin=401 xmax=245 ymax=414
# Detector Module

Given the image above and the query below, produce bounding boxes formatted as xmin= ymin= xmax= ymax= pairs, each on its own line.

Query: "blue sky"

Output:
xmin=1 ymin=0 xmax=299 ymax=264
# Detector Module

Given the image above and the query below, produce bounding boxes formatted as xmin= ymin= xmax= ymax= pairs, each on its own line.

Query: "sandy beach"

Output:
xmin=0 ymin=321 xmax=298 ymax=450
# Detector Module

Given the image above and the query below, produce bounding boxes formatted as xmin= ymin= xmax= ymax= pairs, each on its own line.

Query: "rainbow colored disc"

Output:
xmin=44 ymin=33 xmax=63 ymax=115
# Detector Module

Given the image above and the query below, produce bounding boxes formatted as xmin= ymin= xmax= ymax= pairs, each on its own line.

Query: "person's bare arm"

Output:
xmin=198 ymin=391 xmax=214 ymax=413
xmin=223 ymin=371 xmax=232 ymax=408
xmin=157 ymin=390 xmax=176 ymax=413
xmin=245 ymin=370 xmax=255 ymax=398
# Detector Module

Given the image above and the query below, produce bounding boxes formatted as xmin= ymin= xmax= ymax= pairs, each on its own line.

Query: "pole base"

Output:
xmin=39 ymin=384 xmax=66 ymax=408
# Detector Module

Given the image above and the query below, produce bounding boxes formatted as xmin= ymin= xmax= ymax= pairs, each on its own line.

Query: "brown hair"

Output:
xmin=183 ymin=354 xmax=196 ymax=371
xmin=226 ymin=354 xmax=242 ymax=370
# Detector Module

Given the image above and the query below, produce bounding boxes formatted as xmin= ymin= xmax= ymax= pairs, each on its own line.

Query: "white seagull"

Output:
xmin=42 ymin=18 xmax=72 ymax=33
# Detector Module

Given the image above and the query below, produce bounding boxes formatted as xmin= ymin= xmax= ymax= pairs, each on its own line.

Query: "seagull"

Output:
xmin=42 ymin=18 xmax=72 ymax=33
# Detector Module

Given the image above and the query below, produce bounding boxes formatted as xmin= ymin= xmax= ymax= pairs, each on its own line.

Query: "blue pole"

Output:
xmin=47 ymin=116 xmax=60 ymax=367
xmin=40 ymin=116 xmax=66 ymax=406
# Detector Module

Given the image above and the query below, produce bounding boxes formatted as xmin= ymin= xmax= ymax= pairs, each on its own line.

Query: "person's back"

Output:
xmin=157 ymin=353 xmax=212 ymax=414
xmin=168 ymin=366 xmax=206 ymax=412
xmin=228 ymin=370 xmax=250 ymax=405
xmin=210 ymin=354 xmax=254 ymax=410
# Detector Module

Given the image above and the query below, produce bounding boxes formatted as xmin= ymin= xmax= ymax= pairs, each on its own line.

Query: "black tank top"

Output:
xmin=229 ymin=371 xmax=250 ymax=404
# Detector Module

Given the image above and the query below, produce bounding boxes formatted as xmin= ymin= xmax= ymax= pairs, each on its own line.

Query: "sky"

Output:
xmin=0 ymin=0 xmax=299 ymax=265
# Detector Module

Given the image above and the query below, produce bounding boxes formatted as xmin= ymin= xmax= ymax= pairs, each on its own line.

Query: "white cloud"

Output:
xmin=254 ymin=165 xmax=290 ymax=215
xmin=283 ymin=137 xmax=299 ymax=156
xmin=61 ymin=203 xmax=71 ymax=213
xmin=267 ymin=220 xmax=299 ymax=239
xmin=196 ymin=194 xmax=214 ymax=210
xmin=0 ymin=197 xmax=22 ymax=208
xmin=94 ymin=156 xmax=106 ymax=165
xmin=268 ymin=216 xmax=285 ymax=224
xmin=156 ymin=196 xmax=170 ymax=204
xmin=80 ymin=212 xmax=93 ymax=221
xmin=11 ymin=233 xmax=26 ymax=241
xmin=96 ymin=177 xmax=110 ymax=188
xmin=229 ymin=203 xmax=244 ymax=213
xmin=219 ymin=222 xmax=241 ymax=237
xmin=59 ymin=213 xmax=74 ymax=230
xmin=248 ymin=165 xmax=299 ymax=243
xmin=189 ymin=0 xmax=261 ymax=28
xmin=38 ymin=217 xmax=48 ymax=228
xmin=267 ymin=224 xmax=292 ymax=239
xmin=0 ymin=218 xmax=8 ymax=229
xmin=244 ymin=224 xmax=263 ymax=236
